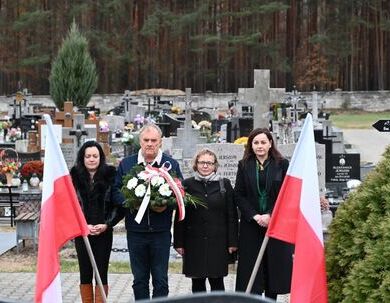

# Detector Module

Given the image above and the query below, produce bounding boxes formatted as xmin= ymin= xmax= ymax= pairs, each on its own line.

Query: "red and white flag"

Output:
xmin=35 ymin=115 xmax=89 ymax=303
xmin=266 ymin=114 xmax=328 ymax=303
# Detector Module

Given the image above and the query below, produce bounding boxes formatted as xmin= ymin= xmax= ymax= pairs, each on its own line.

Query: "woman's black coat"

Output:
xmin=234 ymin=156 xmax=294 ymax=294
xmin=174 ymin=177 xmax=238 ymax=278
xmin=70 ymin=165 xmax=124 ymax=228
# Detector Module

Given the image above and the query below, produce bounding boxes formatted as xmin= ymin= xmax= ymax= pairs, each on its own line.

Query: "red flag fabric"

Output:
xmin=266 ymin=114 xmax=328 ymax=303
xmin=35 ymin=115 xmax=89 ymax=303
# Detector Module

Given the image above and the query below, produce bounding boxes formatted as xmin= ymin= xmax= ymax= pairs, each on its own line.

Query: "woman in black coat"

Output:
xmin=234 ymin=128 xmax=294 ymax=300
xmin=70 ymin=141 xmax=124 ymax=303
xmin=174 ymin=148 xmax=238 ymax=293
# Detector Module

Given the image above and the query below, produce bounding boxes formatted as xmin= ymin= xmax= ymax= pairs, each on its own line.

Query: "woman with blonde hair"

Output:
xmin=174 ymin=149 xmax=238 ymax=293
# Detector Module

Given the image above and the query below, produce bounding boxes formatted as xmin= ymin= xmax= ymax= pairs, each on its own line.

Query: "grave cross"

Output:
xmin=61 ymin=114 xmax=89 ymax=167
xmin=69 ymin=124 xmax=88 ymax=148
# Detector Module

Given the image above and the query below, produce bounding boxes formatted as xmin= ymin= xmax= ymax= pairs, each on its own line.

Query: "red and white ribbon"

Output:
xmin=134 ymin=162 xmax=185 ymax=224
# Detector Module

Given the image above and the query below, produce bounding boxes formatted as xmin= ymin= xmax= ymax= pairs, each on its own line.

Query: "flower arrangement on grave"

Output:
xmin=134 ymin=114 xmax=145 ymax=129
xmin=0 ymin=121 xmax=9 ymax=130
xmin=125 ymin=123 xmax=135 ymax=131
xmin=121 ymin=163 xmax=204 ymax=222
xmin=171 ymin=106 xmax=182 ymax=114
xmin=121 ymin=131 xmax=140 ymax=146
xmin=234 ymin=136 xmax=248 ymax=145
xmin=20 ymin=160 xmax=44 ymax=182
xmin=197 ymin=120 xmax=212 ymax=129
xmin=0 ymin=149 xmax=21 ymax=176
xmin=99 ymin=120 xmax=109 ymax=132
xmin=207 ymin=131 xmax=224 ymax=143
xmin=8 ymin=127 xmax=21 ymax=142
xmin=191 ymin=120 xmax=200 ymax=129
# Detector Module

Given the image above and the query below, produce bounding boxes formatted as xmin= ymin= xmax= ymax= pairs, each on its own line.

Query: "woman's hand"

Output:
xmin=89 ymin=224 xmax=108 ymax=235
xmin=175 ymin=247 xmax=185 ymax=256
xmin=253 ymin=214 xmax=271 ymax=227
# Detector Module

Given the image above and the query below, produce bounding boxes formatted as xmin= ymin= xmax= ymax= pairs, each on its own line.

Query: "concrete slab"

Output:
xmin=0 ymin=231 xmax=16 ymax=255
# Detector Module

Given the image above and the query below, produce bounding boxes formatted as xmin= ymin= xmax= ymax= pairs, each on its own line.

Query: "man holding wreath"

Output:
xmin=112 ymin=123 xmax=183 ymax=301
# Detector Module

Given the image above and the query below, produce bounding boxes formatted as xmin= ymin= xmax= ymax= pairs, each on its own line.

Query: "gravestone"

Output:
xmin=180 ymin=143 xmax=245 ymax=186
xmin=60 ymin=143 xmax=76 ymax=168
xmin=101 ymin=115 xmax=125 ymax=133
xmin=326 ymin=153 xmax=361 ymax=183
xmin=278 ymin=143 xmax=326 ymax=195
xmin=61 ymin=114 xmax=90 ymax=168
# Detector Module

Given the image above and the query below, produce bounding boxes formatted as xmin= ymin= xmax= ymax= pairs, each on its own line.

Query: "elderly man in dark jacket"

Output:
xmin=112 ymin=123 xmax=182 ymax=301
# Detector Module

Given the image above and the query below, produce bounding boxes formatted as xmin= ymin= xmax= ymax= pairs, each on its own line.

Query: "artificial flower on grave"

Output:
xmin=0 ymin=149 xmax=21 ymax=175
xmin=114 ymin=129 xmax=123 ymax=138
xmin=125 ymin=123 xmax=135 ymax=131
xmin=121 ymin=131 xmax=140 ymax=148
xmin=197 ymin=120 xmax=212 ymax=129
xmin=20 ymin=160 xmax=44 ymax=182
xmin=8 ymin=127 xmax=21 ymax=142
xmin=191 ymin=120 xmax=200 ymax=130
xmin=234 ymin=136 xmax=248 ymax=146
xmin=88 ymin=111 xmax=97 ymax=120
xmin=134 ymin=114 xmax=145 ymax=128
xmin=121 ymin=163 xmax=205 ymax=222
xmin=170 ymin=106 xmax=182 ymax=114
xmin=99 ymin=120 xmax=109 ymax=132
xmin=0 ymin=121 xmax=9 ymax=130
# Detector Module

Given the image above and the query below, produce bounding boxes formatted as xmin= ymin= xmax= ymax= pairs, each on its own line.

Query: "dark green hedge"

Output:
xmin=326 ymin=146 xmax=390 ymax=302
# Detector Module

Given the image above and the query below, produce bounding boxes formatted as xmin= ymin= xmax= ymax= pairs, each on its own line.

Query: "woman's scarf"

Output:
xmin=194 ymin=171 xmax=221 ymax=182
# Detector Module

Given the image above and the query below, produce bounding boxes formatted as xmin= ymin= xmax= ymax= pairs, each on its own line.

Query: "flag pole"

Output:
xmin=245 ymin=235 xmax=269 ymax=293
xmin=82 ymin=236 xmax=107 ymax=303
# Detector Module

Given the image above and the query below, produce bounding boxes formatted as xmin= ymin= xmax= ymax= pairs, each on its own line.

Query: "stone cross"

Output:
xmin=61 ymin=114 xmax=89 ymax=166
xmin=238 ymin=69 xmax=283 ymax=129
xmin=252 ymin=69 xmax=271 ymax=128
xmin=312 ymin=91 xmax=319 ymax=122
xmin=184 ymin=88 xmax=193 ymax=134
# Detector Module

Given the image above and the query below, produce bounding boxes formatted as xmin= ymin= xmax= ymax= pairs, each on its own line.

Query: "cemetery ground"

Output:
xmin=1 ymin=109 xmax=390 ymax=272
xmin=0 ymin=225 xmax=183 ymax=274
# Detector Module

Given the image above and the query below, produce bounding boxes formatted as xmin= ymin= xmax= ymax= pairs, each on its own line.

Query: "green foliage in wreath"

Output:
xmin=120 ymin=165 xmax=205 ymax=213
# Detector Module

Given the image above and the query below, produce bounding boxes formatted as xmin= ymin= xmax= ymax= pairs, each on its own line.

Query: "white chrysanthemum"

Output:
xmin=137 ymin=171 xmax=148 ymax=181
xmin=159 ymin=183 xmax=172 ymax=197
xmin=151 ymin=176 xmax=165 ymax=187
xmin=126 ymin=177 xmax=138 ymax=190
xmin=121 ymin=133 xmax=134 ymax=143
xmin=134 ymin=184 xmax=146 ymax=197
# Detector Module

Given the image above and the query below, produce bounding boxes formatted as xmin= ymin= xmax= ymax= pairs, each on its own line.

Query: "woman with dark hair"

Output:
xmin=174 ymin=149 xmax=238 ymax=293
xmin=70 ymin=140 xmax=124 ymax=303
xmin=234 ymin=128 xmax=293 ymax=300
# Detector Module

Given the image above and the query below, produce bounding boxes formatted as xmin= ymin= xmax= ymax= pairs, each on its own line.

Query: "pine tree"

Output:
xmin=49 ymin=21 xmax=98 ymax=110
xmin=326 ymin=146 xmax=390 ymax=302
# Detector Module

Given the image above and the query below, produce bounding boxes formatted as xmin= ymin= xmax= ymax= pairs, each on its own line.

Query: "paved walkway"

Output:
xmin=2 ymin=272 xmax=233 ymax=302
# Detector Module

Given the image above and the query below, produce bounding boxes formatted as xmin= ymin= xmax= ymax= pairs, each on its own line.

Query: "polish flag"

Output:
xmin=266 ymin=114 xmax=328 ymax=302
xmin=35 ymin=115 xmax=89 ymax=303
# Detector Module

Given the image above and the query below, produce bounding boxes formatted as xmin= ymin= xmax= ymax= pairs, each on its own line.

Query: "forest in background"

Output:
xmin=0 ymin=0 xmax=390 ymax=95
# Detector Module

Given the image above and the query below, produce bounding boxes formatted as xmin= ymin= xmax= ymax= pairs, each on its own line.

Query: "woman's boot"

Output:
xmin=95 ymin=285 xmax=108 ymax=303
xmin=79 ymin=284 xmax=93 ymax=303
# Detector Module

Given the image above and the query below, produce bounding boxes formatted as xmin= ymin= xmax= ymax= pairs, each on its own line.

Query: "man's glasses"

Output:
xmin=197 ymin=161 xmax=215 ymax=166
